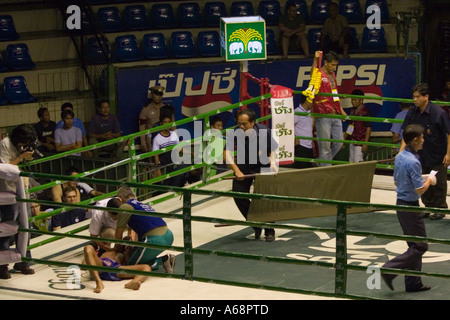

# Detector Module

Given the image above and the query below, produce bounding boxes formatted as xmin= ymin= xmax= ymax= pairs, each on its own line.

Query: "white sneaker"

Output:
xmin=163 ymin=254 xmax=176 ymax=273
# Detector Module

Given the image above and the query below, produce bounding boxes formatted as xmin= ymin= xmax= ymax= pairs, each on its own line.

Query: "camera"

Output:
xmin=19 ymin=140 xmax=44 ymax=159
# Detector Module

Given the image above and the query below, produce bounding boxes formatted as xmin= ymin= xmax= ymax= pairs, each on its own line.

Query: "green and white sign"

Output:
xmin=220 ymin=16 xmax=266 ymax=61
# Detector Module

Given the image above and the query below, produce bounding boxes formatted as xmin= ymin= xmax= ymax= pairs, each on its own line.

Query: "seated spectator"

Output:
xmin=29 ymin=201 xmax=52 ymax=238
xmin=88 ymin=99 xmax=126 ymax=159
xmin=51 ymin=186 xmax=87 ymax=230
xmin=152 ymin=114 xmax=186 ymax=187
xmin=320 ymin=2 xmax=352 ymax=58
xmin=279 ymin=3 xmax=309 ymax=59
xmin=54 ymin=109 xmax=83 ymax=156
xmin=56 ymin=102 xmax=92 ymax=158
xmin=33 ymin=107 xmax=56 ymax=153
xmin=50 ymin=166 xmax=104 ymax=203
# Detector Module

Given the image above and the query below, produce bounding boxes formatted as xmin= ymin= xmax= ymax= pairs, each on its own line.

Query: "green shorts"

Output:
xmin=127 ymin=229 xmax=174 ymax=270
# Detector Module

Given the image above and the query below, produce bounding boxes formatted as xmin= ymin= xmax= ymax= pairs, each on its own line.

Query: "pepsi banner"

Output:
xmin=116 ymin=57 xmax=416 ymax=136
xmin=116 ymin=62 xmax=241 ymax=137
xmin=248 ymin=57 xmax=416 ymax=131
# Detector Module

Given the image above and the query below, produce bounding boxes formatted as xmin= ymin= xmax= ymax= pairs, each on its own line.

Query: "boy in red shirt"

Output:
xmin=344 ymin=89 xmax=372 ymax=162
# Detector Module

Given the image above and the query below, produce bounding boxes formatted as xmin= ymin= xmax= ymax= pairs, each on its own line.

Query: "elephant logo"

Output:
xmin=248 ymin=40 xmax=262 ymax=53
xmin=229 ymin=42 xmax=244 ymax=55
xmin=228 ymin=28 xmax=263 ymax=54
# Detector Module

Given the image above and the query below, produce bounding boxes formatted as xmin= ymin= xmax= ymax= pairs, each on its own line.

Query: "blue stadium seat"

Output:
xmin=310 ymin=0 xmax=331 ymax=24
xmin=3 ymin=76 xmax=36 ymax=104
xmin=307 ymin=28 xmax=322 ymax=54
xmin=0 ymin=52 xmax=7 ymax=72
xmin=361 ymin=26 xmax=386 ymax=53
xmin=124 ymin=5 xmax=151 ymax=31
xmin=143 ymin=33 xmax=170 ymax=59
xmin=285 ymin=0 xmax=309 ymax=24
xmin=266 ymin=29 xmax=279 ymax=55
xmin=230 ymin=1 xmax=255 ymax=17
xmin=204 ymin=2 xmax=227 ymax=27
xmin=348 ymin=27 xmax=359 ymax=53
xmin=197 ymin=30 xmax=220 ymax=57
xmin=0 ymin=94 xmax=7 ymax=106
xmin=365 ymin=0 xmax=389 ymax=23
xmin=97 ymin=7 xmax=124 ymax=33
xmin=85 ymin=36 xmax=113 ymax=64
xmin=170 ymin=31 xmax=197 ymax=58
xmin=114 ymin=35 xmax=144 ymax=62
xmin=6 ymin=43 xmax=36 ymax=71
xmin=258 ymin=1 xmax=282 ymax=26
xmin=178 ymin=2 xmax=203 ymax=28
xmin=339 ymin=0 xmax=363 ymax=23
xmin=0 ymin=15 xmax=19 ymax=41
xmin=150 ymin=3 xmax=177 ymax=29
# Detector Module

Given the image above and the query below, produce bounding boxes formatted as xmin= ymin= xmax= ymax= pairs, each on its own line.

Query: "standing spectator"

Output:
xmin=56 ymin=102 xmax=92 ymax=158
xmin=382 ymin=124 xmax=434 ymax=292
xmin=0 ymin=124 xmax=36 ymax=278
xmin=320 ymin=2 xmax=352 ymax=58
xmin=278 ymin=3 xmax=309 ymax=59
xmin=400 ymin=83 xmax=450 ymax=220
xmin=224 ymin=108 xmax=279 ymax=241
xmin=54 ymin=109 xmax=83 ymax=156
xmin=33 ymin=107 xmax=56 ymax=153
xmin=391 ymin=103 xmax=411 ymax=145
xmin=293 ymin=95 xmax=315 ymax=168
xmin=311 ymin=50 xmax=347 ymax=166
xmin=139 ymin=86 xmax=166 ymax=153
xmin=88 ymin=99 xmax=126 ymax=159
xmin=51 ymin=185 xmax=87 ymax=230
xmin=344 ymin=89 xmax=372 ymax=163
xmin=152 ymin=114 xmax=186 ymax=187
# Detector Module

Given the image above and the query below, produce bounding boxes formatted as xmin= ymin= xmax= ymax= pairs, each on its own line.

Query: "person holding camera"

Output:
xmin=0 ymin=124 xmax=37 ymax=278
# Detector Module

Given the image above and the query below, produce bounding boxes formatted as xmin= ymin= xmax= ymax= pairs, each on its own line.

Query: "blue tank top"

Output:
xmin=126 ymin=199 xmax=167 ymax=239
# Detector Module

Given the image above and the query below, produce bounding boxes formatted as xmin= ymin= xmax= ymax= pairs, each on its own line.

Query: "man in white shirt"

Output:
xmin=89 ymin=197 xmax=121 ymax=255
xmin=293 ymin=96 xmax=316 ymax=168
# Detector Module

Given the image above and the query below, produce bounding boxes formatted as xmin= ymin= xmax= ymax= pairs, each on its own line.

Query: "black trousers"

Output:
xmin=382 ymin=199 xmax=428 ymax=291
xmin=232 ymin=166 xmax=274 ymax=236
xmin=422 ymin=163 xmax=448 ymax=209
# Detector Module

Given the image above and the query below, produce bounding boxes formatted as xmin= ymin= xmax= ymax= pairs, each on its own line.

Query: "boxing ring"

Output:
xmin=2 ymin=89 xmax=450 ymax=300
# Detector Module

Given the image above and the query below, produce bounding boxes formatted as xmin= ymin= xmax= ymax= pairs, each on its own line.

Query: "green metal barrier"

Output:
xmin=18 ymin=171 xmax=450 ymax=300
xmin=14 ymin=88 xmax=450 ymax=299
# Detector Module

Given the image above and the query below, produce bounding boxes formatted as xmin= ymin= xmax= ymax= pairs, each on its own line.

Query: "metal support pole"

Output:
xmin=183 ymin=191 xmax=194 ymax=280
xmin=335 ymin=204 xmax=347 ymax=295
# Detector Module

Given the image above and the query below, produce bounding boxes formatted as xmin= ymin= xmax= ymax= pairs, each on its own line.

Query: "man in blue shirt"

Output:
xmin=382 ymin=124 xmax=435 ymax=292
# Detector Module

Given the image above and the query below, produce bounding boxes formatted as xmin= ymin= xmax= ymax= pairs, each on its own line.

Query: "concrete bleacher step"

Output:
xmin=0 ymin=89 xmax=96 ymax=128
